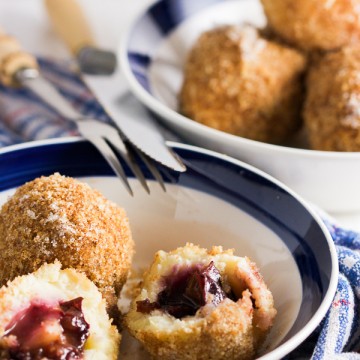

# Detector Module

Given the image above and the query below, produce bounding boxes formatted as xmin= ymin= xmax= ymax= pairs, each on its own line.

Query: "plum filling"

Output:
xmin=137 ymin=261 xmax=235 ymax=318
xmin=1 ymin=297 xmax=90 ymax=360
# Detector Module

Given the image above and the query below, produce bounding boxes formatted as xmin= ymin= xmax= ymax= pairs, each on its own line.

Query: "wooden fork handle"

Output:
xmin=0 ymin=27 xmax=38 ymax=87
xmin=44 ymin=0 xmax=95 ymax=55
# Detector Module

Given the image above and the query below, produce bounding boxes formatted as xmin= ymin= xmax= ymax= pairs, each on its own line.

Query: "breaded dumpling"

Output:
xmin=125 ymin=243 xmax=276 ymax=360
xmin=179 ymin=25 xmax=306 ymax=144
xmin=0 ymin=173 xmax=134 ymax=315
xmin=304 ymin=46 xmax=360 ymax=151
xmin=261 ymin=0 xmax=360 ymax=51
xmin=0 ymin=261 xmax=120 ymax=359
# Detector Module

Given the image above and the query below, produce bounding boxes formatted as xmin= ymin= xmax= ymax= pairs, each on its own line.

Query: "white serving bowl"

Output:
xmin=120 ymin=0 xmax=360 ymax=213
xmin=0 ymin=138 xmax=338 ymax=359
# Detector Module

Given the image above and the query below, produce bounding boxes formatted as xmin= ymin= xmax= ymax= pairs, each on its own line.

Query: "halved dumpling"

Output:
xmin=125 ymin=243 xmax=277 ymax=360
xmin=0 ymin=261 xmax=120 ymax=360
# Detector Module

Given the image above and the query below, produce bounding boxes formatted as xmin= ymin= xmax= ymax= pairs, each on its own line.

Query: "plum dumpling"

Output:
xmin=0 ymin=262 xmax=120 ymax=360
xmin=125 ymin=243 xmax=277 ymax=360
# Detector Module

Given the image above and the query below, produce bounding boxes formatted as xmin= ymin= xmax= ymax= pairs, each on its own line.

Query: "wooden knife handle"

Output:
xmin=0 ymin=27 xmax=38 ymax=86
xmin=44 ymin=0 xmax=95 ymax=55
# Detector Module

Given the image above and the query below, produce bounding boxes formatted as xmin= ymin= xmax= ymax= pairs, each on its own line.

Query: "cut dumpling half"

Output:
xmin=125 ymin=243 xmax=277 ymax=360
xmin=0 ymin=261 xmax=120 ymax=360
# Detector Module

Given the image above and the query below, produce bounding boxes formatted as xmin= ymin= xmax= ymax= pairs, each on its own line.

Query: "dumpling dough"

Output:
xmin=0 ymin=261 xmax=120 ymax=360
xmin=125 ymin=243 xmax=277 ymax=360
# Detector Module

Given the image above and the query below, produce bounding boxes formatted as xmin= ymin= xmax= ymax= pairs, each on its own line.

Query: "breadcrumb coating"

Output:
xmin=304 ymin=46 xmax=360 ymax=151
xmin=261 ymin=0 xmax=360 ymax=51
xmin=179 ymin=25 xmax=306 ymax=144
xmin=0 ymin=173 xmax=134 ymax=316
xmin=0 ymin=261 xmax=120 ymax=360
xmin=126 ymin=243 xmax=276 ymax=360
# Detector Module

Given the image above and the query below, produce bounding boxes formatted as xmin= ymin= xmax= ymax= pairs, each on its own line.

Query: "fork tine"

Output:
xmin=122 ymin=143 xmax=151 ymax=194
xmin=86 ymin=135 xmax=133 ymax=196
xmin=107 ymin=132 xmax=150 ymax=194
xmin=127 ymin=142 xmax=166 ymax=192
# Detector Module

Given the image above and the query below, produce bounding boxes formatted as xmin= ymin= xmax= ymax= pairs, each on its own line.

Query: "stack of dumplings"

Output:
xmin=179 ymin=0 xmax=360 ymax=151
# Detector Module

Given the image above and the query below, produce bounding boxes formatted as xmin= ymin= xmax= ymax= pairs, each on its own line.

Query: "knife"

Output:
xmin=0 ymin=27 xmax=161 ymax=195
xmin=44 ymin=0 xmax=186 ymax=173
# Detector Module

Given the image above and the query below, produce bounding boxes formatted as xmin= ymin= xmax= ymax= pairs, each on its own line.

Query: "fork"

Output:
xmin=0 ymin=28 xmax=165 ymax=195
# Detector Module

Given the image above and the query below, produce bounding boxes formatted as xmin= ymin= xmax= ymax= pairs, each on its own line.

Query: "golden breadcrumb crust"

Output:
xmin=125 ymin=243 xmax=276 ymax=360
xmin=304 ymin=46 xmax=360 ymax=151
xmin=0 ymin=173 xmax=134 ymax=316
xmin=128 ymin=298 xmax=254 ymax=360
xmin=179 ymin=25 xmax=306 ymax=144
xmin=261 ymin=0 xmax=360 ymax=51
xmin=0 ymin=261 xmax=120 ymax=360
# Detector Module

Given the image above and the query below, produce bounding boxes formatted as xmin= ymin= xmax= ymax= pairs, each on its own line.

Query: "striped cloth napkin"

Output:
xmin=0 ymin=57 xmax=360 ymax=359
xmin=286 ymin=214 xmax=360 ymax=359
xmin=0 ymin=58 xmax=111 ymax=147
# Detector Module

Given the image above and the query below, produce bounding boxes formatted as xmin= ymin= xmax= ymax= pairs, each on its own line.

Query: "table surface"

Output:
xmin=1 ymin=0 xmax=360 ymax=231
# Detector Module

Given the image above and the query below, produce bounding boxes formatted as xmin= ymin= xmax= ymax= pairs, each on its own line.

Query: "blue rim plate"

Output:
xmin=0 ymin=138 xmax=338 ymax=359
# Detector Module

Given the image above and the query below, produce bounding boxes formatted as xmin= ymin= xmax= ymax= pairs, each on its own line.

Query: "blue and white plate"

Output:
xmin=0 ymin=138 xmax=338 ymax=359
xmin=120 ymin=0 xmax=360 ymax=213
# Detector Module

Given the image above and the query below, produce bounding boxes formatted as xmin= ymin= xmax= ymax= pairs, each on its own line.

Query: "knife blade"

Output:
xmin=44 ymin=0 xmax=186 ymax=173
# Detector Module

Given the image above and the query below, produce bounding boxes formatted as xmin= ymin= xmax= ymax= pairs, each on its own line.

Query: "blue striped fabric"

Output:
xmin=0 ymin=58 xmax=111 ymax=146
xmin=0 ymin=58 xmax=360 ymax=359
xmin=309 ymin=234 xmax=360 ymax=358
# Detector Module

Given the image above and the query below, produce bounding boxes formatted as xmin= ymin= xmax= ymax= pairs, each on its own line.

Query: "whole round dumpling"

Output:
xmin=125 ymin=243 xmax=277 ymax=360
xmin=0 ymin=261 xmax=120 ymax=359
xmin=0 ymin=173 xmax=134 ymax=315
xmin=304 ymin=46 xmax=360 ymax=151
xmin=179 ymin=25 xmax=306 ymax=144
xmin=261 ymin=0 xmax=360 ymax=51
